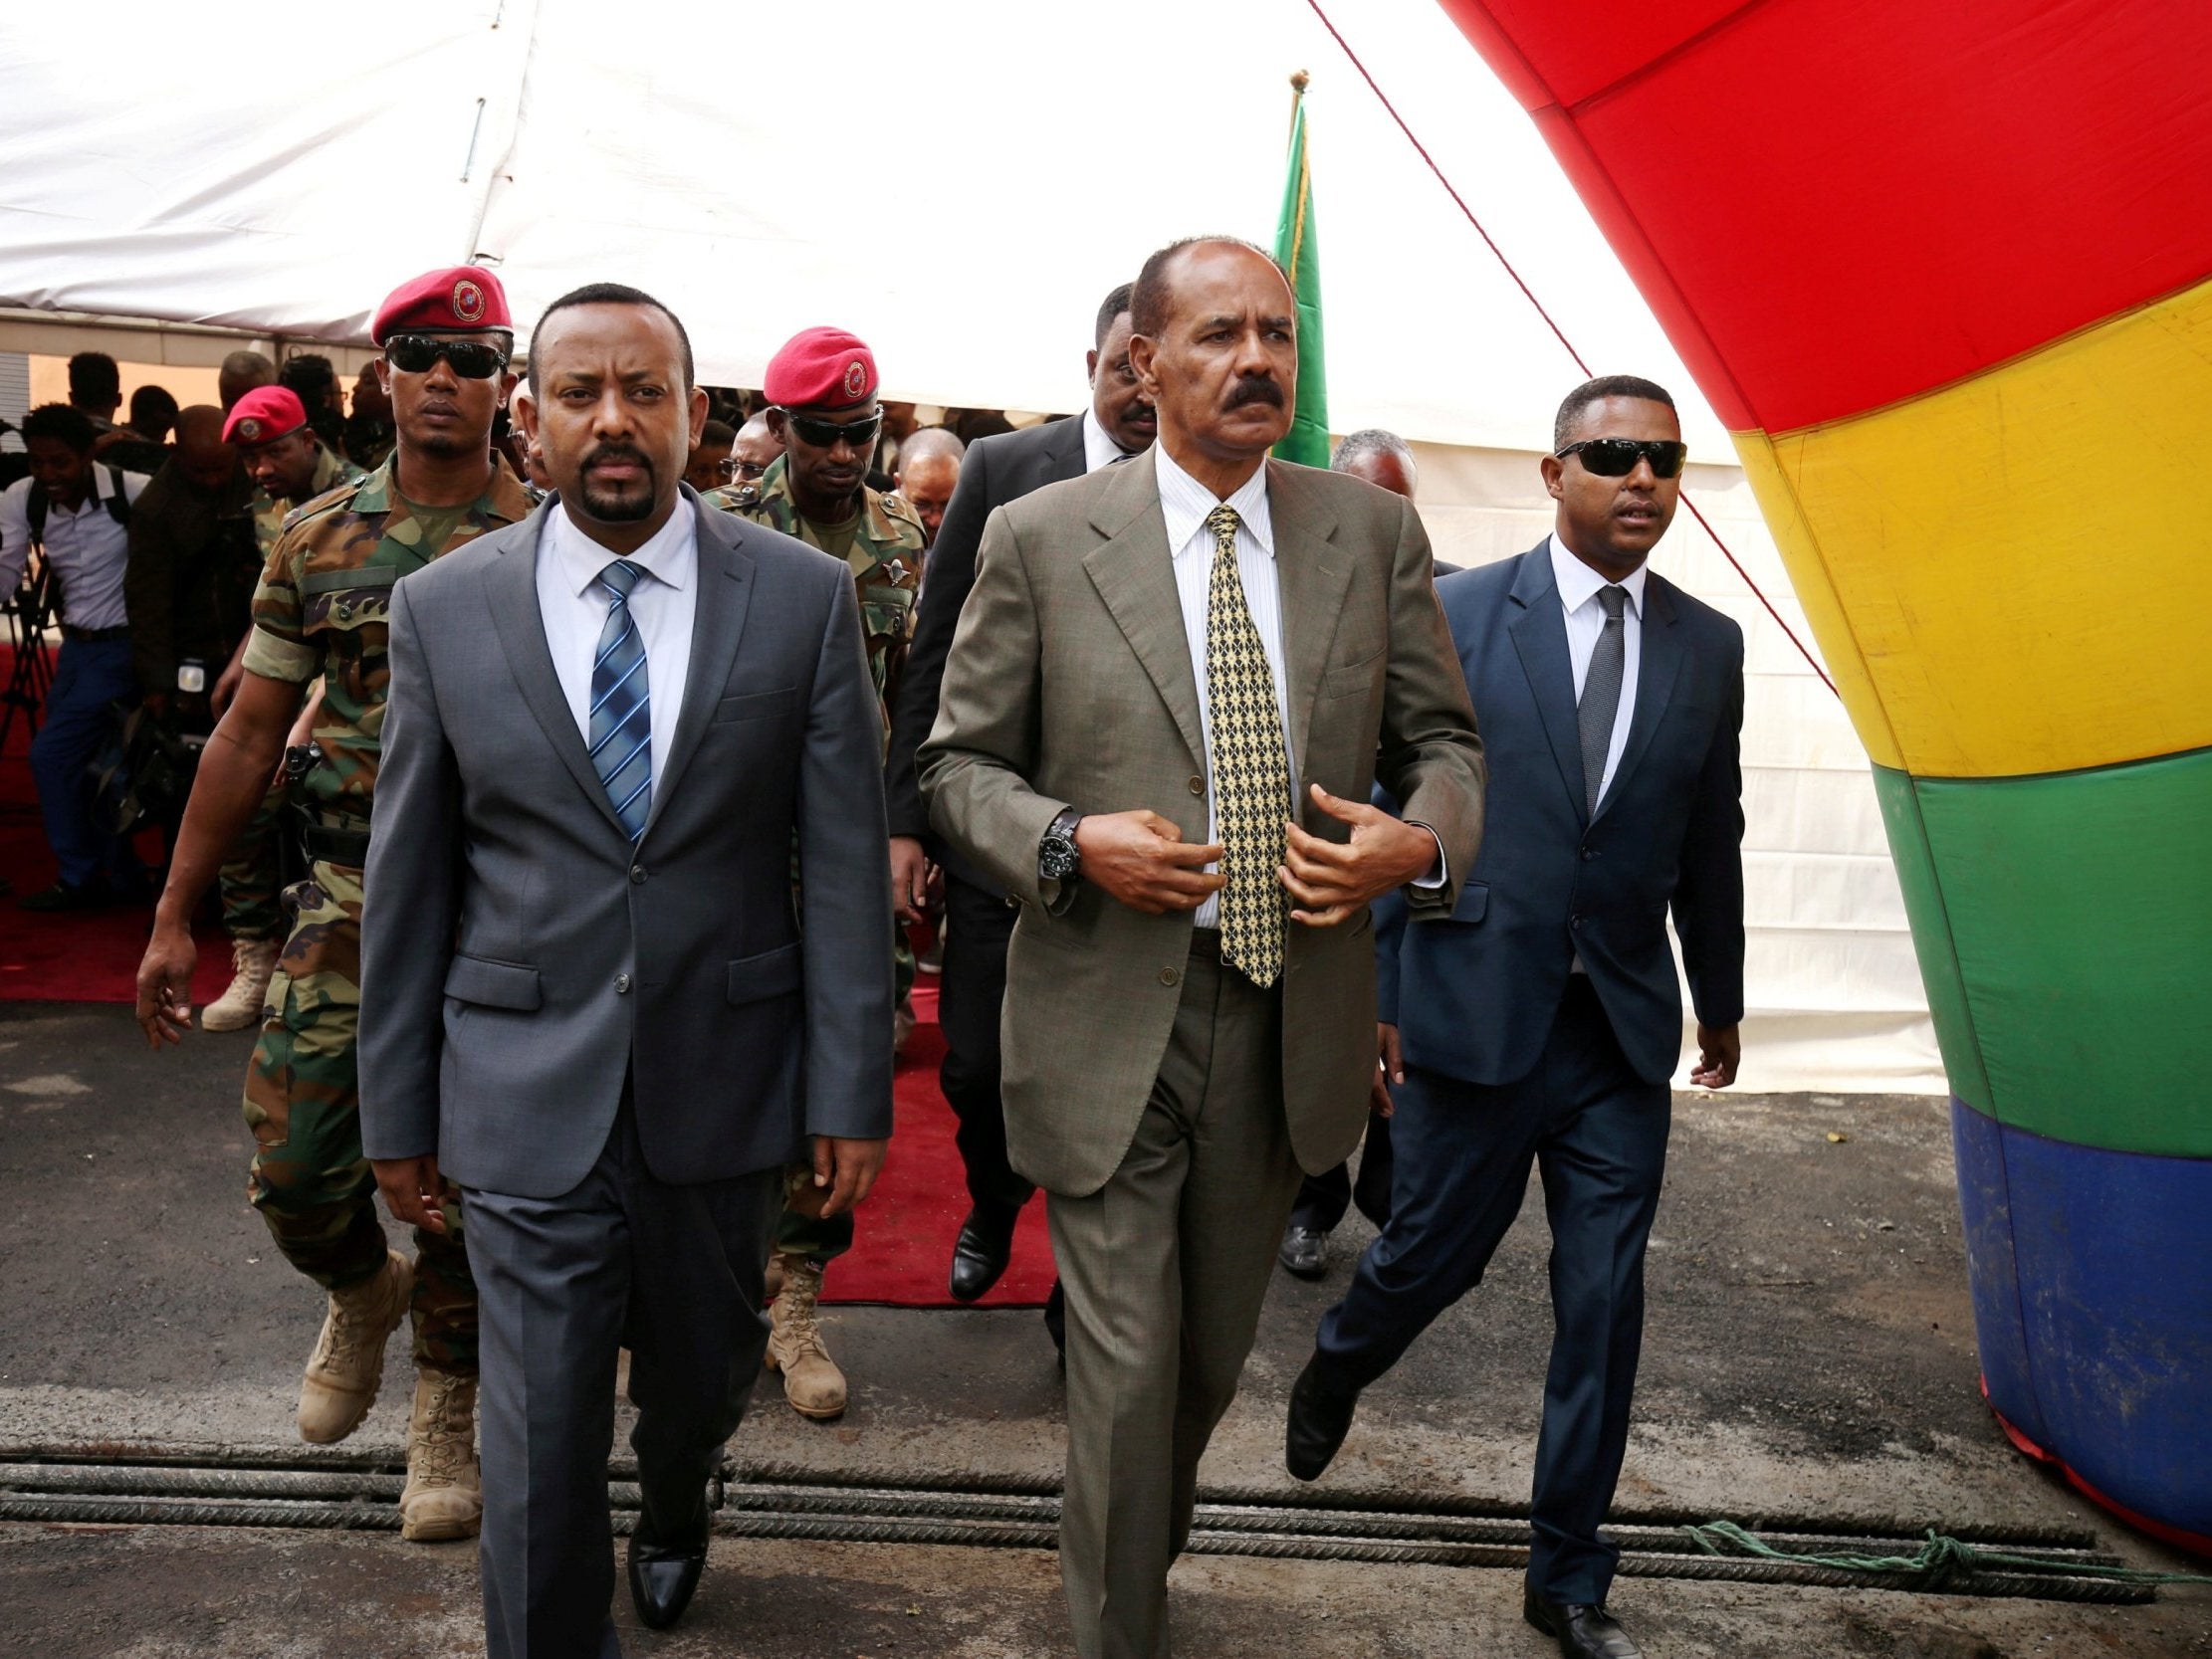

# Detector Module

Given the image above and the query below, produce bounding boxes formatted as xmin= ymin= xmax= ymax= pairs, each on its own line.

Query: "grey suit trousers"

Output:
xmin=1049 ymin=933 xmax=1306 ymax=1659
xmin=463 ymin=1105 xmax=782 ymax=1659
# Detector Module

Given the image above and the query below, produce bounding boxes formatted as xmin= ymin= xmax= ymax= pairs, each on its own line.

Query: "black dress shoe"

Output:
xmin=948 ymin=1205 xmax=1018 ymax=1303
xmin=1283 ymin=1353 xmax=1360 ymax=1481
xmin=1277 ymin=1224 xmax=1329 ymax=1279
xmin=627 ymin=1534 xmax=706 ymax=1631
xmin=1524 ymin=1588 xmax=1644 ymax=1659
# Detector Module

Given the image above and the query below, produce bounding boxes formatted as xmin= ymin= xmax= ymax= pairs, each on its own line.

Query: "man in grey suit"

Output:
xmin=358 ymin=284 xmax=894 ymax=1658
xmin=921 ymin=237 xmax=1486 ymax=1659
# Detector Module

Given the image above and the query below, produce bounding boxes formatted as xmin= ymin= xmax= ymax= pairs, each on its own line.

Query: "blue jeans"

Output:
xmin=28 ymin=636 xmax=139 ymax=888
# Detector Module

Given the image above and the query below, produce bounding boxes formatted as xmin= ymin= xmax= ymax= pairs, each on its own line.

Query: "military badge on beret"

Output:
xmin=843 ymin=358 xmax=868 ymax=401
xmin=453 ymin=278 xmax=487 ymax=324
xmin=237 ymin=418 xmax=263 ymax=442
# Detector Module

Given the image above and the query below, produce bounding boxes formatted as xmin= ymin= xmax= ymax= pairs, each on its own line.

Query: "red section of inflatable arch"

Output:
xmin=1435 ymin=0 xmax=2212 ymax=432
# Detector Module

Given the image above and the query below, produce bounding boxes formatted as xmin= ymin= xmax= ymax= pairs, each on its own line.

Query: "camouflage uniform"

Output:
xmin=710 ymin=456 xmax=923 ymax=1265
xmin=237 ymin=456 xmax=532 ymax=1372
xmin=219 ymin=446 xmax=363 ymax=943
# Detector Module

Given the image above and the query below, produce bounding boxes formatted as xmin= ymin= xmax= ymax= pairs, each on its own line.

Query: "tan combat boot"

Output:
xmin=400 ymin=1365 xmax=482 ymax=1542
xmin=201 ymin=936 xmax=280 ymax=1032
xmin=766 ymin=1254 xmax=846 ymax=1419
xmin=297 ymin=1249 xmax=412 ymax=1443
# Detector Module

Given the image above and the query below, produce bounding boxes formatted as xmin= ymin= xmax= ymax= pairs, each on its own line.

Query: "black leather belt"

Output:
xmin=301 ymin=822 xmax=371 ymax=866
xmin=61 ymin=623 xmax=129 ymax=643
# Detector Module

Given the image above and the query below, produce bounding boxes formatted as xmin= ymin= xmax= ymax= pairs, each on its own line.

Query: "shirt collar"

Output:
xmin=1548 ymin=531 xmax=1646 ymax=619
xmin=1079 ymin=407 xmax=1135 ymax=475
xmin=1155 ymin=442 xmax=1274 ymax=561
xmin=549 ymin=494 xmax=698 ymax=599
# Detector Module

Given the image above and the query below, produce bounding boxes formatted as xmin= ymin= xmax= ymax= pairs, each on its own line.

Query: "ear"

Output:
xmin=766 ymin=407 xmax=789 ymax=443
xmin=1085 ymin=347 xmax=1100 ymax=385
xmin=1128 ymin=334 xmax=1162 ymax=400
xmin=513 ymin=382 xmax=543 ymax=451
xmin=687 ymin=385 xmax=710 ymax=449
xmin=372 ymin=357 xmax=394 ymax=397
xmin=1539 ymin=453 xmax=1565 ymax=502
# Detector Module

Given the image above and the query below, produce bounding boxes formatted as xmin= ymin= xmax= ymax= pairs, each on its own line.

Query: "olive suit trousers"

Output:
xmin=1048 ymin=932 xmax=1306 ymax=1659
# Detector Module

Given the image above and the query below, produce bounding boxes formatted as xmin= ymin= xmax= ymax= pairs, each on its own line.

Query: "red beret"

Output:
xmin=763 ymin=326 xmax=878 ymax=411
xmin=223 ymin=386 xmax=309 ymax=447
xmin=371 ymin=265 xmax=512 ymax=343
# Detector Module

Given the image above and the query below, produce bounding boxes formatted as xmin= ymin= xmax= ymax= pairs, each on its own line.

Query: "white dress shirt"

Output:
xmin=1080 ymin=408 xmax=1141 ymax=474
xmin=1549 ymin=531 xmax=1646 ymax=807
xmin=1155 ymin=445 xmax=1293 ymax=930
xmin=536 ymin=497 xmax=699 ymax=789
xmin=0 ymin=468 xmax=148 ymax=632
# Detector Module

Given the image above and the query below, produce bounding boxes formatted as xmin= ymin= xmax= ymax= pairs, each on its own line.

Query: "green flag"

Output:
xmin=1272 ymin=77 xmax=1329 ymax=467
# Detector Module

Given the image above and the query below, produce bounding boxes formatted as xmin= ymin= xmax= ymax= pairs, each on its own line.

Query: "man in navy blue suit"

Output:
xmin=1284 ymin=375 xmax=1744 ymax=1659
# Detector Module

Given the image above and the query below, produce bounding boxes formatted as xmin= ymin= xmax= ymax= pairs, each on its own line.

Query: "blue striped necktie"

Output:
xmin=589 ymin=558 xmax=652 ymax=840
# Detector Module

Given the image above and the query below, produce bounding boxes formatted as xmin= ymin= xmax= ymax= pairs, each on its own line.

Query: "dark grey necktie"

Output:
xmin=1577 ymin=585 xmax=1629 ymax=815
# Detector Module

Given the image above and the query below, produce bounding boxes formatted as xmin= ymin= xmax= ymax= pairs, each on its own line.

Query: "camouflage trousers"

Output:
xmin=217 ymin=776 xmax=289 ymax=942
xmin=769 ymin=919 xmax=911 ymax=1266
xmin=243 ymin=859 xmax=476 ymax=1372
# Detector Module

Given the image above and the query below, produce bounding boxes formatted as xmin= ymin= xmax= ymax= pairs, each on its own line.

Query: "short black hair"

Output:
xmin=22 ymin=403 xmax=98 ymax=453
xmin=698 ymin=418 xmax=736 ymax=447
xmin=1553 ymin=374 xmax=1675 ymax=453
xmin=1094 ymin=282 xmax=1135 ymax=349
xmin=129 ymin=384 xmax=180 ymax=436
xmin=67 ymin=351 xmax=119 ymax=406
xmin=529 ymin=282 xmax=695 ymax=393
xmin=1129 ymin=237 xmax=1285 ymax=338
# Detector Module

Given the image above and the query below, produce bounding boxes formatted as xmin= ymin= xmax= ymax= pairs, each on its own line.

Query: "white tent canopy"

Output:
xmin=0 ymin=0 xmax=1941 ymax=1092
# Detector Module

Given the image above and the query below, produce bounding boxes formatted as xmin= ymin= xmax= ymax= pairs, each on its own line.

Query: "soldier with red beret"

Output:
xmin=134 ymin=266 xmax=533 ymax=1545
xmin=708 ymin=325 xmax=925 ymax=1423
xmin=188 ymin=388 xmax=367 ymax=1037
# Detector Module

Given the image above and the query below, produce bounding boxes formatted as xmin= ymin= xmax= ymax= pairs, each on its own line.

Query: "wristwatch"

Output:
xmin=1038 ymin=808 xmax=1083 ymax=883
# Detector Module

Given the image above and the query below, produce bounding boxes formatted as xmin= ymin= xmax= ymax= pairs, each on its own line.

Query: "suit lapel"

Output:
xmin=1503 ymin=546 xmax=1591 ymax=822
xmin=1044 ymin=412 xmax=1088 ymax=483
xmin=1265 ymin=461 xmax=1353 ymax=789
xmin=1596 ymin=572 xmax=1684 ymax=824
xmin=643 ymin=498 xmax=756 ymax=834
xmin=484 ymin=502 xmax=630 ymax=840
xmin=1081 ymin=453 xmax=1204 ymax=769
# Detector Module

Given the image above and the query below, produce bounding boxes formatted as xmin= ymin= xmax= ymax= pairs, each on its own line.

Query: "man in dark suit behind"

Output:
xmin=883 ymin=282 xmax=1158 ymax=1310
xmin=1286 ymin=376 xmax=1745 ymax=1659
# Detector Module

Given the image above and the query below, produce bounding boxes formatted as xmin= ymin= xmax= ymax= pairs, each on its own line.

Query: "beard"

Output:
xmin=576 ymin=445 xmax=657 ymax=521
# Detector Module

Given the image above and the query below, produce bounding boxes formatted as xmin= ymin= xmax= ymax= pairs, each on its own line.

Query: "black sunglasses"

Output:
xmin=385 ymin=334 xmax=511 ymax=379
xmin=1554 ymin=437 xmax=1686 ymax=478
xmin=781 ymin=410 xmax=883 ymax=451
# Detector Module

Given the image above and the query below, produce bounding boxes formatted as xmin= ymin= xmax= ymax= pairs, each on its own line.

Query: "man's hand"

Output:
xmin=1281 ymin=785 xmax=1438 ymax=927
xmin=1074 ymin=810 xmax=1224 ymax=915
xmin=811 ymin=1135 xmax=889 ymax=1218
xmin=889 ymin=836 xmax=933 ymax=924
xmin=1371 ymin=1021 xmax=1404 ymax=1118
xmin=134 ymin=923 xmax=200 ymax=1048
xmin=1690 ymin=1023 xmax=1740 ymax=1090
xmin=373 ymin=1154 xmax=450 ymax=1234
xmin=211 ymin=656 xmax=246 ymax=721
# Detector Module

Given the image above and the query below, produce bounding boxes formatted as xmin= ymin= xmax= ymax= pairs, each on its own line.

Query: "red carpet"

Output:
xmin=838 ymin=978 xmax=1056 ymax=1308
xmin=0 ymin=644 xmax=1052 ymax=1306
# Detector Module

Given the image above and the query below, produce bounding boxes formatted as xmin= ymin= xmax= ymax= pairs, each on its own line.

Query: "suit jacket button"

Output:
xmin=630 ymin=864 xmax=646 ymax=884
xmin=1160 ymin=966 xmax=1180 ymax=986
xmin=614 ymin=972 xmax=633 ymax=994
xmin=1570 ymin=916 xmax=1583 ymax=931
xmin=1187 ymin=774 xmax=1205 ymax=796
xmin=1580 ymin=846 xmax=1595 ymax=862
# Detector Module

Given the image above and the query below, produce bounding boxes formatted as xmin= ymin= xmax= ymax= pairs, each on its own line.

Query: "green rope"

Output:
xmin=1683 ymin=1521 xmax=2212 ymax=1591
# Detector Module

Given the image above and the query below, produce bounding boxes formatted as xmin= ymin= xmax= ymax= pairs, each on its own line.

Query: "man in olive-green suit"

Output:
xmin=920 ymin=237 xmax=1486 ymax=1659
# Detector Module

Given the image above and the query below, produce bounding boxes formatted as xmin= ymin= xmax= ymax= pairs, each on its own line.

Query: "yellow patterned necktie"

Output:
xmin=1203 ymin=504 xmax=1289 ymax=987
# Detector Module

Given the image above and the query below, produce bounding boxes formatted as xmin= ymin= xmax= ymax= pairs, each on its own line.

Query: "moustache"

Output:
xmin=582 ymin=443 xmax=653 ymax=474
xmin=1225 ymin=375 xmax=1284 ymax=410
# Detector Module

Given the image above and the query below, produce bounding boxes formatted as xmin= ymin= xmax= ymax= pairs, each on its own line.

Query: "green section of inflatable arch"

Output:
xmin=1872 ymin=750 xmax=2212 ymax=1158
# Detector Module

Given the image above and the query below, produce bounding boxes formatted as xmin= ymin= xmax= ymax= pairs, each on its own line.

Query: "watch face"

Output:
xmin=1040 ymin=835 xmax=1078 ymax=881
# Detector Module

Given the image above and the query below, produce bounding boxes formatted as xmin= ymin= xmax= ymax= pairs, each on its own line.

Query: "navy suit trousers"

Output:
xmin=1315 ymin=977 xmax=1669 ymax=1603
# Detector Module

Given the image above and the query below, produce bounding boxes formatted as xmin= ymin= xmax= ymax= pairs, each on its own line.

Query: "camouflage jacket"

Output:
xmin=250 ymin=444 xmax=363 ymax=558
xmin=242 ymin=455 xmax=534 ymax=821
xmin=707 ymin=457 xmax=923 ymax=732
